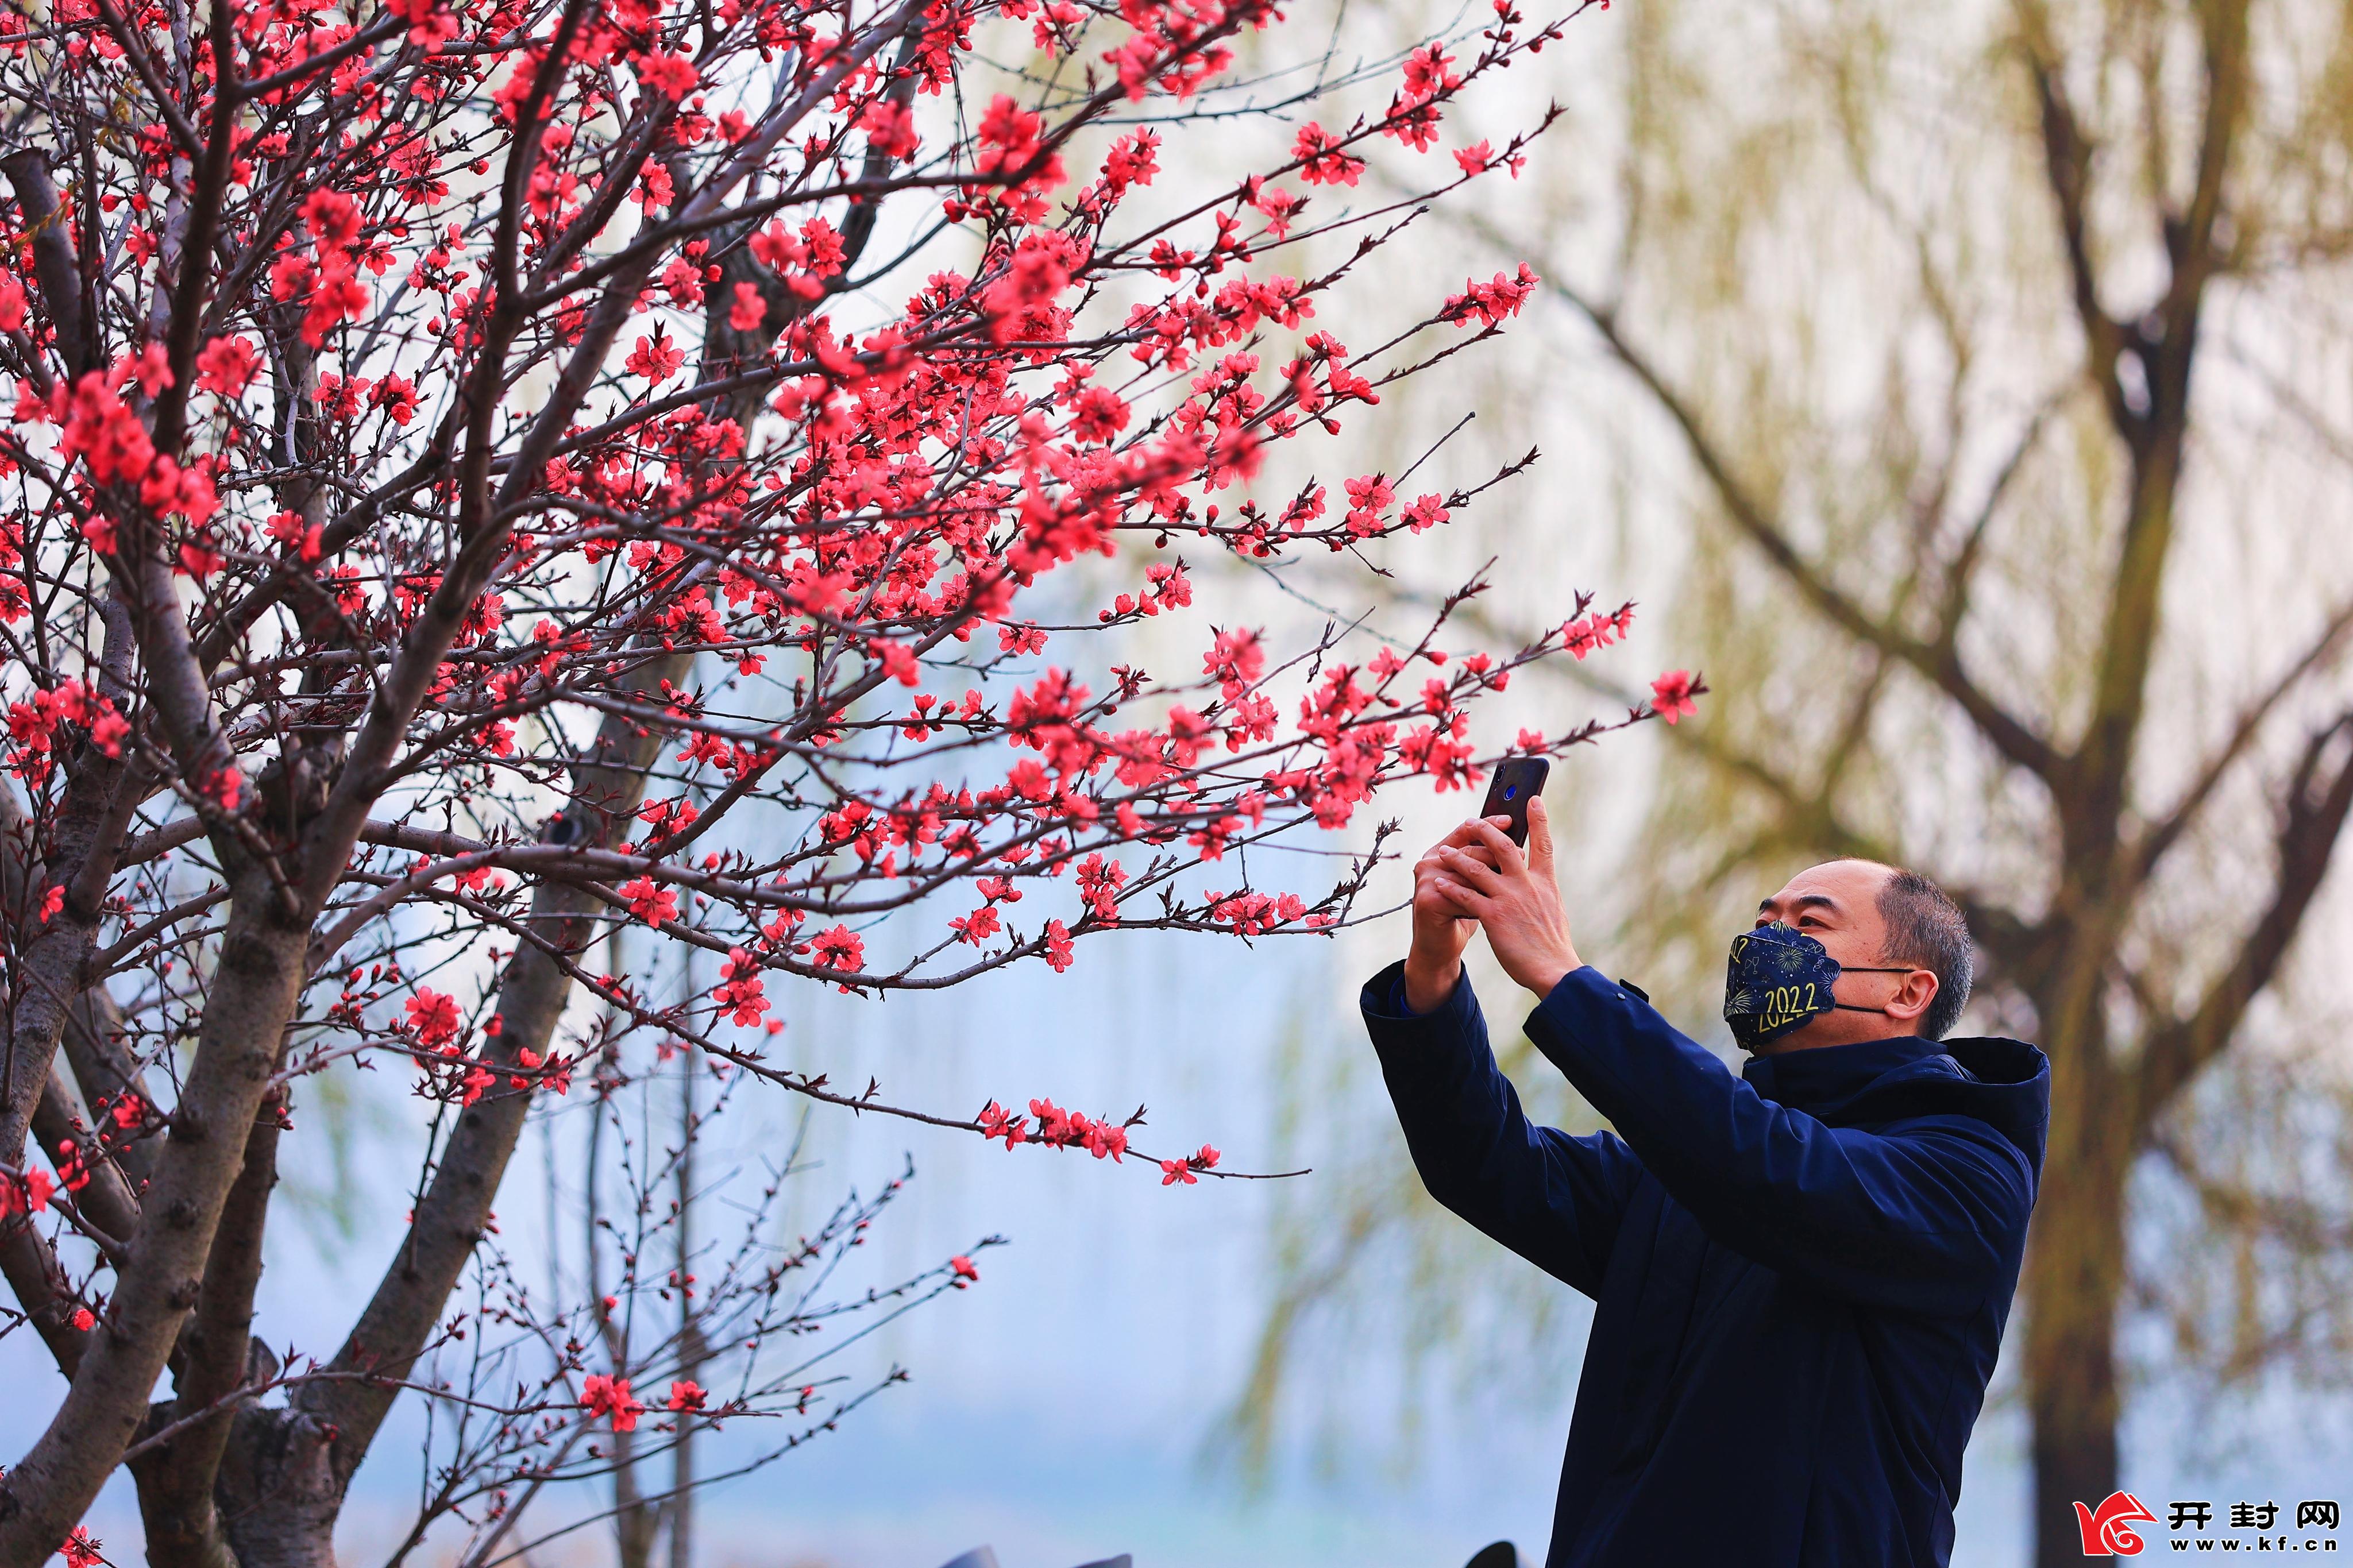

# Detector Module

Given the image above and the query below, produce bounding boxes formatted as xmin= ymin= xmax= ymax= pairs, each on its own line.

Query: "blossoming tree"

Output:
xmin=0 ymin=0 xmax=1682 ymax=1552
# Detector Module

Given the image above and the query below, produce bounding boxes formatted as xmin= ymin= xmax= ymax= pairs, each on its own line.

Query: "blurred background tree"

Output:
xmin=1238 ymin=0 xmax=2353 ymax=1560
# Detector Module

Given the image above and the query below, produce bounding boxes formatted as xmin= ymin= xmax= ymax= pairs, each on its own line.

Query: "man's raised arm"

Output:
xmin=1520 ymin=974 xmax=2035 ymax=1316
xmin=1363 ymin=825 xmax=1644 ymax=1299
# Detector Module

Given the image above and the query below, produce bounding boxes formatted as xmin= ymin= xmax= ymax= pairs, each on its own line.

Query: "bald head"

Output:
xmin=1757 ymin=860 xmax=1899 ymax=943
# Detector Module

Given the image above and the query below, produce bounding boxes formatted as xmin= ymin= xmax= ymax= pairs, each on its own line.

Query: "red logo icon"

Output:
xmin=2074 ymin=1492 xmax=2158 ymax=1556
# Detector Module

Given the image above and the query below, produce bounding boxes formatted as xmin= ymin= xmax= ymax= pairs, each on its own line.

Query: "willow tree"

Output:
xmin=1237 ymin=0 xmax=2353 ymax=1559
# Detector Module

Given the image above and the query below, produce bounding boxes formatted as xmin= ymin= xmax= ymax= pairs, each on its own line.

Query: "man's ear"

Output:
xmin=1884 ymin=968 xmax=1939 ymax=1030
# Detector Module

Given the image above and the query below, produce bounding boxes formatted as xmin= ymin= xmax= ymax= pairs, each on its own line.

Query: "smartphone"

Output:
xmin=1477 ymin=756 xmax=1550 ymax=847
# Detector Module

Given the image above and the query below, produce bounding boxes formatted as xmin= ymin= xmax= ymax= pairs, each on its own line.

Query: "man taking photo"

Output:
xmin=1366 ymin=799 xmax=2049 ymax=1567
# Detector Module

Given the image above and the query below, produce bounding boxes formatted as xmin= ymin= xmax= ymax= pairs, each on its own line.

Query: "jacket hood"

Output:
xmin=1743 ymin=1034 xmax=2050 ymax=1176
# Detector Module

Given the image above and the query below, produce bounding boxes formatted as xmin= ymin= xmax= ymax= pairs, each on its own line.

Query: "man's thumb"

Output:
xmin=1527 ymin=795 xmax=1556 ymax=870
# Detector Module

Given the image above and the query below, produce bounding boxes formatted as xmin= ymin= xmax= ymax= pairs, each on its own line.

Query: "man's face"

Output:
xmin=1745 ymin=859 xmax=1932 ymax=1050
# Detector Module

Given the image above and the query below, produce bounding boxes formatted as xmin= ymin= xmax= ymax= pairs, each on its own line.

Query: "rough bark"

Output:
xmin=2022 ymin=994 xmax=2135 ymax=1567
xmin=29 ymin=1069 xmax=140 ymax=1245
xmin=0 ymin=1220 xmax=88 ymax=1378
xmin=0 ymin=605 xmax=138 ymax=1181
xmin=0 ymin=875 xmax=308 ymax=1566
xmin=0 ymin=685 xmax=134 ymax=1387
xmin=668 ymin=1053 xmax=704 ymax=1568
xmin=0 ymin=150 xmax=92 ymax=375
xmin=58 ymin=989 xmax=162 ymax=1201
xmin=210 ymin=1408 xmax=341 ymax=1568
xmin=137 ymin=1094 xmax=285 ymax=1568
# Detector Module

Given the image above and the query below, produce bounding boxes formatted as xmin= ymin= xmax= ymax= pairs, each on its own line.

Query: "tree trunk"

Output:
xmin=213 ymin=1408 xmax=343 ymax=1568
xmin=669 ymin=1031 xmax=703 ymax=1568
xmin=614 ymin=1430 xmax=659 ymax=1568
xmin=2024 ymin=1075 xmax=2134 ymax=1567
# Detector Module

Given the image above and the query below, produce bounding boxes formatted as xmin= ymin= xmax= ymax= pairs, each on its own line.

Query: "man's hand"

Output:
xmin=1403 ymin=819 xmax=1494 ymax=1013
xmin=1429 ymin=797 xmax=1581 ymax=999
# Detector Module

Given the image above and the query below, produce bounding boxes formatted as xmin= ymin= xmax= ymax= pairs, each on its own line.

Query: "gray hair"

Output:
xmin=1876 ymin=868 xmax=1974 ymax=1040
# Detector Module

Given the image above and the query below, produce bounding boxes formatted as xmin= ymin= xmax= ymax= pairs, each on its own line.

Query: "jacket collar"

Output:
xmin=1740 ymin=1034 xmax=1941 ymax=1111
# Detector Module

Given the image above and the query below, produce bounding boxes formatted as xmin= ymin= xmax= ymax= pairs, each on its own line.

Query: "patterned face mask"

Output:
xmin=1722 ymin=922 xmax=1914 ymax=1051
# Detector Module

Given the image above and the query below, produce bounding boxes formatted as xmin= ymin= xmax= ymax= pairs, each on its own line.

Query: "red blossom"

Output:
xmin=56 ymin=373 xmax=155 ymax=486
xmin=301 ymin=189 xmax=362 ymax=246
xmin=1293 ymin=122 xmax=1365 ymax=186
xmin=1 ymin=1167 xmax=54 ymax=1218
xmin=196 ymin=336 xmax=261 ymax=397
xmin=406 ymin=989 xmax=462 ymax=1048
xmin=861 ymin=99 xmax=920 ymax=161
xmin=582 ymin=1373 xmax=645 ymax=1432
xmin=266 ymin=511 xmax=324 ymax=563
xmin=1402 ymin=42 xmax=1462 ymax=99
xmin=808 ymin=925 xmax=864 ymax=974
xmin=977 ymin=1100 xmax=1029 ymax=1152
xmin=204 ymin=767 xmax=242 ymax=813
xmin=1084 ymin=1118 xmax=1128 ymax=1162
xmin=727 ymin=282 xmax=767 ymax=333
xmin=637 ymin=52 xmax=699 ymax=99
xmin=387 ymin=0 xmax=457 ymax=46
xmin=1441 ymin=264 xmax=1541 ymax=329
xmin=713 ymin=948 xmax=770 ymax=1026
xmin=371 ymin=374 xmax=420 ymax=426
xmin=1203 ymin=626 xmax=1266 ymax=694
xmin=616 ymin=876 xmax=678 ymax=926
xmin=625 ymin=330 xmax=685 ymax=382
xmin=90 ymin=710 xmax=125 ymax=756
xmin=1649 ymin=669 xmax=1700 ymax=725
xmin=948 ymin=903 xmax=1001 ymax=945
xmin=1102 ymin=128 xmax=1161 ymax=191
xmin=302 ymin=257 xmax=371 ymax=346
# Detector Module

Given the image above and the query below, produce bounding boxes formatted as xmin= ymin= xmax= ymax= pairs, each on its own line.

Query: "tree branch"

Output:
xmin=295 ymin=648 xmax=696 ymax=1490
xmin=57 ymin=988 xmax=161 ymax=1200
xmin=2012 ymin=1 xmax=2130 ymax=431
xmin=0 ymin=1219 xmax=90 ymax=1378
xmin=1559 ymin=285 xmax=2065 ymax=782
xmin=2135 ymin=710 xmax=2353 ymax=1126
xmin=2024 ymin=0 xmax=2243 ymax=871
xmin=1 ymin=150 xmax=93 ymax=376
xmin=29 ymin=1069 xmax=140 ymax=1247
xmin=2129 ymin=594 xmax=2353 ymax=884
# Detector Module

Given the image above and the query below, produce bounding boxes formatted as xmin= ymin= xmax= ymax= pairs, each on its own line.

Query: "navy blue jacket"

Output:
xmin=1363 ymin=962 xmax=2049 ymax=1568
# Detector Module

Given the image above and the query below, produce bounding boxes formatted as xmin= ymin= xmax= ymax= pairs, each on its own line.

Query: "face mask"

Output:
xmin=1722 ymin=922 xmax=1912 ymax=1051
